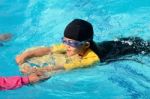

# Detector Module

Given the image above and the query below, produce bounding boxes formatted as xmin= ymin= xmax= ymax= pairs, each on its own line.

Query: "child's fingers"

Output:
xmin=20 ymin=64 xmax=33 ymax=75
xmin=16 ymin=56 xmax=24 ymax=65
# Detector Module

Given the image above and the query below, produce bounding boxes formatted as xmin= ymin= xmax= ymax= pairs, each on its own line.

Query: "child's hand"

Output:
xmin=28 ymin=73 xmax=40 ymax=83
xmin=20 ymin=65 xmax=34 ymax=75
xmin=16 ymin=55 xmax=26 ymax=65
xmin=28 ymin=71 xmax=50 ymax=83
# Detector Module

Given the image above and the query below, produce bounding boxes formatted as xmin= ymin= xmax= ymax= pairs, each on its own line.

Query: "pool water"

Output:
xmin=0 ymin=0 xmax=150 ymax=99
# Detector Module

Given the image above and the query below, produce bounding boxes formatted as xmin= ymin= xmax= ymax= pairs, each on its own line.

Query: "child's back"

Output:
xmin=96 ymin=37 xmax=150 ymax=62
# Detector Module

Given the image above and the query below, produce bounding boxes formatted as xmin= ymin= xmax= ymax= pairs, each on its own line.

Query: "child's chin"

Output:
xmin=66 ymin=54 xmax=72 ymax=57
xmin=66 ymin=53 xmax=74 ymax=57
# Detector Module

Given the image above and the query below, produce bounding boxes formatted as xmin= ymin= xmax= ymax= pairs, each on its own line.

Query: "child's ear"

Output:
xmin=84 ymin=42 xmax=90 ymax=48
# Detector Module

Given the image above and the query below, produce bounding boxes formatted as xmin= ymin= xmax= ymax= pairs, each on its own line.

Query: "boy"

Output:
xmin=16 ymin=19 xmax=150 ymax=75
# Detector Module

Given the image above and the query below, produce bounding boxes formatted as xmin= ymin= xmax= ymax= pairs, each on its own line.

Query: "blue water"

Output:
xmin=0 ymin=0 xmax=150 ymax=99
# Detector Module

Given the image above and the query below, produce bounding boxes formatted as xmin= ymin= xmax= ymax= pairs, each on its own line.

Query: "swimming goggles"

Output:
xmin=62 ymin=38 xmax=85 ymax=48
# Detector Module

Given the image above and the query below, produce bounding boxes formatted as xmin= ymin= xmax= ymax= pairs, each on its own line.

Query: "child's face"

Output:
xmin=62 ymin=37 xmax=89 ymax=57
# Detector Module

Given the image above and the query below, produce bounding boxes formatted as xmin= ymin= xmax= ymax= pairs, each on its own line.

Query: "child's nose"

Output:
xmin=64 ymin=44 xmax=70 ymax=48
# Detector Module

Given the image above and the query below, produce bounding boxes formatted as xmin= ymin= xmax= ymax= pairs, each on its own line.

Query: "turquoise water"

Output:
xmin=0 ymin=0 xmax=150 ymax=99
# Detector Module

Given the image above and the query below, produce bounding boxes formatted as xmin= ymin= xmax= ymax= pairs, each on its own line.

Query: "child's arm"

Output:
xmin=16 ymin=43 xmax=65 ymax=65
xmin=16 ymin=47 xmax=51 ymax=65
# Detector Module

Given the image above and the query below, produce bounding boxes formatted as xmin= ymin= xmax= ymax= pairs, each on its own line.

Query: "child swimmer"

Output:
xmin=16 ymin=19 xmax=150 ymax=76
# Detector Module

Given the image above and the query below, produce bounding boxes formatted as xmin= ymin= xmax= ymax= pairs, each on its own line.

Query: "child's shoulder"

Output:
xmin=51 ymin=43 xmax=66 ymax=53
xmin=84 ymin=49 xmax=99 ymax=60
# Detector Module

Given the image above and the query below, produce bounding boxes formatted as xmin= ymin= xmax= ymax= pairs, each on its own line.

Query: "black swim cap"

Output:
xmin=64 ymin=19 xmax=94 ymax=41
